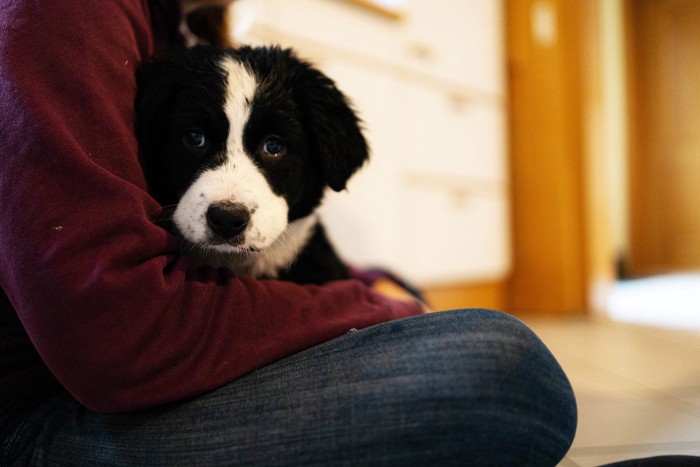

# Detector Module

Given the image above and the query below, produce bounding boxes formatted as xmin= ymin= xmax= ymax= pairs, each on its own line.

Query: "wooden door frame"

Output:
xmin=505 ymin=0 xmax=617 ymax=316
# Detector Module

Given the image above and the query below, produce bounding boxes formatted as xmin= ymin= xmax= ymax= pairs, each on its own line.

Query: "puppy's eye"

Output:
xmin=183 ymin=129 xmax=207 ymax=149
xmin=262 ymin=136 xmax=286 ymax=157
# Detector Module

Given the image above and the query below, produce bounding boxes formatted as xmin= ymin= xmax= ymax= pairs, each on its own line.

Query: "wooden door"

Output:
xmin=626 ymin=0 xmax=700 ymax=276
xmin=505 ymin=0 xmax=588 ymax=315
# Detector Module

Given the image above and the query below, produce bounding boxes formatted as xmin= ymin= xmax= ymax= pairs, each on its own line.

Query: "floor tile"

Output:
xmin=527 ymin=318 xmax=700 ymax=391
xmin=571 ymin=392 xmax=700 ymax=448
xmin=661 ymin=386 xmax=700 ymax=410
xmin=556 ymin=357 xmax=649 ymax=395
xmin=566 ymin=443 xmax=700 ymax=467
xmin=524 ymin=317 xmax=700 ymax=467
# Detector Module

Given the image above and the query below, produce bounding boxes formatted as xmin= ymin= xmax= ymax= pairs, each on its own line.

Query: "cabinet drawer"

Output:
xmin=234 ymin=0 xmax=406 ymax=69
xmin=233 ymin=0 xmax=505 ymax=95
xmin=322 ymin=187 xmax=510 ymax=286
xmin=402 ymin=0 xmax=505 ymax=94
xmin=399 ymin=82 xmax=507 ymax=183
xmin=395 ymin=187 xmax=511 ymax=285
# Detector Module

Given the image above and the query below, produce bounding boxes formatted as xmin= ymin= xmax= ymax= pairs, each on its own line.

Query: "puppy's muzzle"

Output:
xmin=206 ymin=202 xmax=250 ymax=240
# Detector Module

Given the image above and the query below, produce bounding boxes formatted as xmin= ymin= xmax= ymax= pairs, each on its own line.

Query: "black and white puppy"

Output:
xmin=135 ymin=45 xmax=368 ymax=284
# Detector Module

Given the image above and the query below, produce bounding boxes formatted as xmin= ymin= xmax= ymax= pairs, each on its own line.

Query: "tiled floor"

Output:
xmin=523 ymin=317 xmax=700 ymax=466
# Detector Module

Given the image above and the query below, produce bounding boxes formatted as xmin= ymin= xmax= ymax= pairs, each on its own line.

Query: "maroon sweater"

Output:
xmin=0 ymin=0 xmax=421 ymax=412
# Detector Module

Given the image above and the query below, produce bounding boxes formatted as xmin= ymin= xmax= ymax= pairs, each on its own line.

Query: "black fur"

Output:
xmin=136 ymin=46 xmax=230 ymax=208
xmin=135 ymin=45 xmax=368 ymax=284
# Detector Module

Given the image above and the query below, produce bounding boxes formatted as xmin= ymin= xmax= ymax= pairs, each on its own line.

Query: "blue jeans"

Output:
xmin=1 ymin=309 xmax=577 ymax=465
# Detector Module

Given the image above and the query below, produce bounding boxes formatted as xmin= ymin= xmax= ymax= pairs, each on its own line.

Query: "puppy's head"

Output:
xmin=136 ymin=45 xmax=368 ymax=254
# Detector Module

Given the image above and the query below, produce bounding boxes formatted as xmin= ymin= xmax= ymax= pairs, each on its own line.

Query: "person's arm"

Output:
xmin=0 ymin=0 xmax=421 ymax=412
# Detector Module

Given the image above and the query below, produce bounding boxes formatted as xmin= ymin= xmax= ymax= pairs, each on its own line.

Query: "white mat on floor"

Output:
xmin=608 ymin=273 xmax=700 ymax=331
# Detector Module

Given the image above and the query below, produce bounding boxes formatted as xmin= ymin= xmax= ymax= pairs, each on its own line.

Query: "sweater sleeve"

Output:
xmin=0 ymin=0 xmax=422 ymax=412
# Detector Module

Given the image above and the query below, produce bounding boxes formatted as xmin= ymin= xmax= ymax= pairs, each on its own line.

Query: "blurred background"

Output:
xmin=225 ymin=2 xmax=700 ymax=463
xmin=230 ymin=0 xmax=700 ymax=329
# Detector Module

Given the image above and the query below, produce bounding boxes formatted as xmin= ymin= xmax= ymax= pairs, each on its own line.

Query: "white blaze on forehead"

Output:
xmin=219 ymin=57 xmax=257 ymax=150
xmin=172 ymin=56 xmax=290 ymax=254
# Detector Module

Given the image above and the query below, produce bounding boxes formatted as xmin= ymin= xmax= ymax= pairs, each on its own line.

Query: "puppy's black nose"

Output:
xmin=206 ymin=203 xmax=250 ymax=239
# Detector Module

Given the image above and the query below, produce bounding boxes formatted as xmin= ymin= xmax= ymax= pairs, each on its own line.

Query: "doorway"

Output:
xmin=625 ymin=0 xmax=700 ymax=277
xmin=608 ymin=0 xmax=700 ymax=329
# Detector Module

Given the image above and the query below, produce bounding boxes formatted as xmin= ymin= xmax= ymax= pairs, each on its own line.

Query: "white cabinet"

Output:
xmin=398 ymin=81 xmax=507 ymax=182
xmin=401 ymin=0 xmax=505 ymax=94
xmin=314 ymin=60 xmax=406 ymax=273
xmin=234 ymin=0 xmax=406 ymax=68
xmin=399 ymin=187 xmax=510 ymax=284
xmin=234 ymin=0 xmax=504 ymax=94
xmin=231 ymin=0 xmax=510 ymax=285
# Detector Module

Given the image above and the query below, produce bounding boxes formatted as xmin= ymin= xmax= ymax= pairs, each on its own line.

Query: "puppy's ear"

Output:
xmin=291 ymin=54 xmax=369 ymax=192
